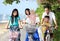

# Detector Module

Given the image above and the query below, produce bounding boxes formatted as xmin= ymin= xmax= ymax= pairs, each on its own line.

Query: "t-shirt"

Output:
xmin=42 ymin=12 xmax=56 ymax=25
xmin=25 ymin=16 xmax=40 ymax=24
xmin=9 ymin=16 xmax=20 ymax=26
xmin=41 ymin=22 xmax=51 ymax=33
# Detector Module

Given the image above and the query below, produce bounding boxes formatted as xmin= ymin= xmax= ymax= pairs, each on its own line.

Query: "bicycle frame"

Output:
xmin=25 ymin=23 xmax=40 ymax=41
xmin=44 ymin=26 xmax=55 ymax=41
xmin=28 ymin=33 xmax=34 ymax=41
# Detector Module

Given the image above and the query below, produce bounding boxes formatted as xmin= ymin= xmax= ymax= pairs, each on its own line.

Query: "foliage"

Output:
xmin=35 ymin=5 xmax=44 ymax=20
xmin=37 ymin=0 xmax=60 ymax=5
xmin=3 ymin=0 xmax=20 ymax=5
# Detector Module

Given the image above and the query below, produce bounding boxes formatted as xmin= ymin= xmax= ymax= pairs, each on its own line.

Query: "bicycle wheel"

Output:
xmin=28 ymin=34 xmax=33 ymax=41
xmin=46 ymin=34 xmax=50 ymax=41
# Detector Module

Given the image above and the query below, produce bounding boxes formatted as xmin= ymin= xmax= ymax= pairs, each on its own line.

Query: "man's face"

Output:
xmin=45 ymin=8 xmax=49 ymax=14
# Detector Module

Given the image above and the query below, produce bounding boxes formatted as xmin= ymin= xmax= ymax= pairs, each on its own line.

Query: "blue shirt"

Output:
xmin=9 ymin=16 xmax=20 ymax=26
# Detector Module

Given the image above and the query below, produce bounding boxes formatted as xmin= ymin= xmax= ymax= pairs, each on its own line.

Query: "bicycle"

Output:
xmin=43 ymin=25 xmax=55 ymax=41
xmin=25 ymin=23 xmax=40 ymax=41
xmin=7 ymin=26 xmax=23 ymax=41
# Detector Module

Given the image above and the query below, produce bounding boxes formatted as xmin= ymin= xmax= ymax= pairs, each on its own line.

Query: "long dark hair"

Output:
xmin=25 ymin=8 xmax=30 ymax=15
xmin=11 ymin=9 xmax=19 ymax=24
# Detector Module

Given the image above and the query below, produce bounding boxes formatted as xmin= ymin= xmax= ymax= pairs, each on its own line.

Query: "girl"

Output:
xmin=24 ymin=8 xmax=40 ymax=41
xmin=6 ymin=9 xmax=22 ymax=41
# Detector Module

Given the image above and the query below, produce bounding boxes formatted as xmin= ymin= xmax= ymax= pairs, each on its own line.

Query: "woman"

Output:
xmin=24 ymin=8 xmax=40 ymax=41
xmin=6 ymin=9 xmax=22 ymax=41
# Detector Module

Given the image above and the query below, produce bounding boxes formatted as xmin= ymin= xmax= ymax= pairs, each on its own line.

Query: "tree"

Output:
xmin=37 ymin=0 xmax=60 ymax=4
xmin=3 ymin=0 xmax=20 ymax=5
xmin=3 ymin=0 xmax=30 ymax=5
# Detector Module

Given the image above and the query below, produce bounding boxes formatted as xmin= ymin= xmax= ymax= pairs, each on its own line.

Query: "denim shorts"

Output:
xmin=9 ymin=26 xmax=20 ymax=40
xmin=10 ymin=26 xmax=20 ymax=32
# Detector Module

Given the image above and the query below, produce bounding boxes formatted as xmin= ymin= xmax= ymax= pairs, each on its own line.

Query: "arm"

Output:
xmin=52 ymin=13 xmax=58 ymax=29
xmin=36 ymin=16 xmax=40 ymax=26
xmin=54 ymin=19 xmax=58 ymax=29
xmin=19 ymin=20 xmax=23 ymax=29
xmin=6 ymin=21 xmax=10 ymax=29
xmin=41 ymin=13 xmax=45 ymax=24
xmin=41 ymin=18 xmax=44 ymax=24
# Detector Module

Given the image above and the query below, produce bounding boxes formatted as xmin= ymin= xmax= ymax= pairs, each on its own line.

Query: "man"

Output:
xmin=41 ymin=6 xmax=58 ymax=41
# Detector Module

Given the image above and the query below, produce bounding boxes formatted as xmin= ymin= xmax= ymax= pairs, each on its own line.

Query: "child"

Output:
xmin=6 ymin=9 xmax=22 ymax=41
xmin=41 ymin=16 xmax=51 ymax=41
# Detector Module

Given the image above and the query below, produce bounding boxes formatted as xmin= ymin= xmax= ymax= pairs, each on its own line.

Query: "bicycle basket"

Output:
xmin=25 ymin=24 xmax=37 ymax=33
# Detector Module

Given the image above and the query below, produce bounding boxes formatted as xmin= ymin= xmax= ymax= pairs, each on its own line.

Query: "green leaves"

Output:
xmin=36 ymin=5 xmax=44 ymax=20
xmin=3 ymin=0 xmax=20 ymax=5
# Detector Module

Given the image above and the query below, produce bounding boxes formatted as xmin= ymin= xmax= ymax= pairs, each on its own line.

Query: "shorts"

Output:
xmin=44 ymin=30 xmax=47 ymax=38
xmin=9 ymin=26 xmax=20 ymax=40
xmin=10 ymin=26 xmax=20 ymax=31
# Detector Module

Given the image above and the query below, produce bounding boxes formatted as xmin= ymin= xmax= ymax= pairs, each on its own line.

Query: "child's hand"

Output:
xmin=6 ymin=26 xmax=10 ymax=29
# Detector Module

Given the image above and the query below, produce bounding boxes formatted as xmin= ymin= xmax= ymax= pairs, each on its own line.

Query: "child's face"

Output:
xmin=13 ymin=11 xmax=17 ymax=16
xmin=44 ymin=18 xmax=49 ymax=23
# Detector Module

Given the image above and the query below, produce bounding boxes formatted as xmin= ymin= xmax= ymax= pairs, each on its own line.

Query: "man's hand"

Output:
xmin=55 ymin=25 xmax=58 ymax=30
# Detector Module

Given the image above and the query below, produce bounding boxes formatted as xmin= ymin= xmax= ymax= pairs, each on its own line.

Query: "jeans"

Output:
xmin=25 ymin=29 xmax=40 ymax=41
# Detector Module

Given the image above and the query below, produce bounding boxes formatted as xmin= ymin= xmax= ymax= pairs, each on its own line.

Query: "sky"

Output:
xmin=0 ymin=0 xmax=38 ymax=21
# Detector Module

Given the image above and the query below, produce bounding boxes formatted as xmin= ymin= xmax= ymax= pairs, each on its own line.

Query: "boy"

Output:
xmin=41 ymin=16 xmax=51 ymax=41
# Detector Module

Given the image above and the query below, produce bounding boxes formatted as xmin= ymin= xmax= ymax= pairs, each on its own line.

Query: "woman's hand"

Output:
xmin=19 ymin=25 xmax=23 ymax=29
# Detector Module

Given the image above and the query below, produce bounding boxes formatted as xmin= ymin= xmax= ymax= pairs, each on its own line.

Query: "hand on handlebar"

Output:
xmin=5 ymin=26 xmax=10 ymax=29
xmin=6 ymin=27 xmax=10 ymax=29
xmin=55 ymin=25 xmax=58 ymax=30
xmin=19 ymin=26 xmax=23 ymax=29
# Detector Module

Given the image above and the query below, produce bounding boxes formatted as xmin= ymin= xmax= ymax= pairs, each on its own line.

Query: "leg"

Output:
xmin=50 ymin=27 xmax=54 ymax=41
xmin=38 ymin=27 xmax=44 ymax=41
xmin=33 ymin=29 xmax=40 ymax=41
xmin=44 ymin=30 xmax=47 ymax=41
xmin=50 ymin=33 xmax=53 ymax=41
xmin=25 ymin=32 xmax=29 ymax=41
xmin=18 ymin=33 xmax=21 ymax=41
xmin=15 ymin=31 xmax=21 ymax=41
xmin=9 ymin=31 xmax=13 ymax=41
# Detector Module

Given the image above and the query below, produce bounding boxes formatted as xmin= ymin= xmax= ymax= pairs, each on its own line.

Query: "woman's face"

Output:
xmin=26 ymin=10 xmax=30 ymax=15
xmin=13 ymin=11 xmax=17 ymax=16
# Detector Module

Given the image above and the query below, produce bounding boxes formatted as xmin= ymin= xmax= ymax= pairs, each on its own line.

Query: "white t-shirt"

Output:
xmin=42 ymin=12 xmax=56 ymax=25
xmin=25 ymin=16 xmax=40 ymax=24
